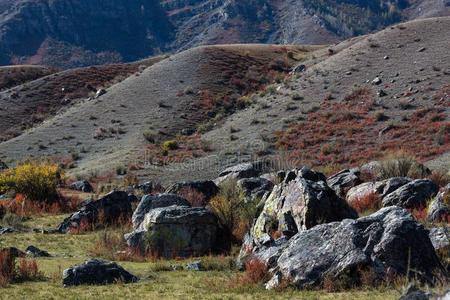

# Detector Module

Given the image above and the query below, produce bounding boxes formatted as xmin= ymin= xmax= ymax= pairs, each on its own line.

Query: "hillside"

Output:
xmin=0 ymin=0 xmax=449 ymax=68
xmin=0 ymin=17 xmax=448 ymax=183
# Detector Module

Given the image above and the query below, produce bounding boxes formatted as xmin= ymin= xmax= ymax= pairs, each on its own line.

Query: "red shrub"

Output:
xmin=0 ymin=250 xmax=15 ymax=287
xmin=350 ymin=192 xmax=382 ymax=214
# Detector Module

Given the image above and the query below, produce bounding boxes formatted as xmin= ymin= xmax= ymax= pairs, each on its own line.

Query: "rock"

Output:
xmin=165 ymin=180 xmax=219 ymax=205
xmin=69 ymin=180 xmax=94 ymax=193
xmin=63 ymin=259 xmax=138 ymax=287
xmin=186 ymin=261 xmax=202 ymax=271
xmin=327 ymin=168 xmax=363 ymax=198
xmin=399 ymin=284 xmax=434 ymax=300
xmin=378 ymin=89 xmax=387 ymax=97
xmin=125 ymin=205 xmax=221 ymax=258
xmin=417 ymin=47 xmax=427 ymax=52
xmin=428 ymin=184 xmax=450 ymax=222
xmin=382 ymin=179 xmax=439 ymax=209
xmin=0 ymin=159 xmax=7 ymax=170
xmin=261 ymin=207 xmax=444 ymax=289
xmin=57 ymin=191 xmax=133 ymax=233
xmin=428 ymin=227 xmax=449 ymax=251
xmin=379 ymin=177 xmax=412 ymax=198
xmin=0 ymin=247 xmax=25 ymax=258
xmin=292 ymin=64 xmax=306 ymax=73
xmin=127 ymin=194 xmax=139 ymax=203
xmin=237 ymin=177 xmax=274 ymax=202
xmin=94 ymin=89 xmax=106 ymax=98
xmin=372 ymin=77 xmax=382 ymax=85
xmin=132 ymin=194 xmax=191 ymax=229
xmin=296 ymin=166 xmax=327 ymax=183
xmin=247 ymin=175 xmax=357 ymax=247
xmin=0 ymin=226 xmax=16 ymax=234
xmin=25 ymin=245 xmax=51 ymax=257
xmin=180 ymin=128 xmax=196 ymax=136
xmin=215 ymin=161 xmax=269 ymax=185
xmin=135 ymin=181 xmax=162 ymax=194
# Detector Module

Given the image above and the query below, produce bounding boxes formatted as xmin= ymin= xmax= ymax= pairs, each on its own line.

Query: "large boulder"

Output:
xmin=428 ymin=184 xmax=450 ymax=223
xmin=252 ymin=207 xmax=443 ymax=289
xmin=165 ymin=180 xmax=219 ymax=205
xmin=382 ymin=179 xmax=439 ymax=209
xmin=63 ymin=259 xmax=138 ymax=287
xmin=237 ymin=177 xmax=274 ymax=202
xmin=428 ymin=227 xmax=449 ymax=251
xmin=125 ymin=205 xmax=221 ymax=258
xmin=57 ymin=191 xmax=132 ymax=233
xmin=69 ymin=180 xmax=94 ymax=193
xmin=215 ymin=161 xmax=269 ymax=185
xmin=327 ymin=168 xmax=363 ymax=198
xmin=247 ymin=173 xmax=357 ymax=248
xmin=132 ymin=194 xmax=191 ymax=229
xmin=25 ymin=245 xmax=51 ymax=257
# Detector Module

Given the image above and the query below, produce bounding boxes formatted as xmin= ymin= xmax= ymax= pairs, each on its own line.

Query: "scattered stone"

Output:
xmin=135 ymin=181 xmax=163 ymax=194
xmin=63 ymin=259 xmax=138 ymax=287
xmin=215 ymin=161 xmax=269 ymax=185
xmin=417 ymin=47 xmax=427 ymax=52
xmin=186 ymin=261 xmax=203 ymax=271
xmin=384 ymin=55 xmax=389 ymax=60
xmin=256 ymin=207 xmax=444 ymax=289
xmin=378 ymin=89 xmax=387 ymax=97
xmin=94 ymin=89 xmax=107 ymax=99
xmin=165 ymin=180 xmax=219 ymax=204
xmin=372 ymin=77 xmax=382 ymax=85
xmin=327 ymin=168 xmax=363 ymax=198
xmin=125 ymin=206 xmax=221 ymax=258
xmin=0 ymin=226 xmax=16 ymax=234
xmin=69 ymin=180 xmax=94 ymax=193
xmin=25 ymin=245 xmax=51 ymax=257
xmin=292 ymin=64 xmax=306 ymax=74
xmin=382 ymin=179 xmax=439 ymax=209
xmin=132 ymin=194 xmax=191 ymax=229
xmin=57 ymin=191 xmax=133 ymax=233
xmin=0 ymin=159 xmax=7 ymax=170
xmin=427 ymin=184 xmax=450 ymax=222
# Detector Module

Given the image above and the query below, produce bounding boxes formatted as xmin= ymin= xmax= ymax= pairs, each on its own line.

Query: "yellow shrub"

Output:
xmin=161 ymin=140 xmax=178 ymax=151
xmin=0 ymin=161 xmax=62 ymax=203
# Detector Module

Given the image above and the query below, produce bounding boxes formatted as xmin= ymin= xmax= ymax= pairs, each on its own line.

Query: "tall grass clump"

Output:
xmin=378 ymin=151 xmax=429 ymax=180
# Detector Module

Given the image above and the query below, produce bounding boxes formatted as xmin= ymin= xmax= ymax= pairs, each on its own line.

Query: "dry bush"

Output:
xmin=0 ymin=250 xmax=15 ymax=287
xmin=0 ymin=249 xmax=42 ymax=287
xmin=378 ymin=151 xmax=429 ymax=179
xmin=208 ymin=180 xmax=258 ymax=244
xmin=350 ymin=192 xmax=382 ymax=214
xmin=88 ymin=230 xmax=128 ymax=261
xmin=323 ymin=266 xmax=379 ymax=292
xmin=228 ymin=258 xmax=269 ymax=288
xmin=428 ymin=170 xmax=450 ymax=187
xmin=178 ymin=187 xmax=207 ymax=207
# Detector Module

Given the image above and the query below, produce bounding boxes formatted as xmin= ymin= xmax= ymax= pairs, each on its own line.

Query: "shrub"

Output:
xmin=228 ymin=258 xmax=269 ymax=288
xmin=208 ymin=180 xmax=259 ymax=244
xmin=350 ymin=192 xmax=382 ymax=214
xmin=378 ymin=151 xmax=429 ymax=179
xmin=88 ymin=230 xmax=128 ymax=261
xmin=143 ymin=131 xmax=157 ymax=143
xmin=161 ymin=140 xmax=178 ymax=151
xmin=0 ymin=250 xmax=15 ymax=287
xmin=0 ymin=161 xmax=61 ymax=203
xmin=0 ymin=249 xmax=42 ymax=287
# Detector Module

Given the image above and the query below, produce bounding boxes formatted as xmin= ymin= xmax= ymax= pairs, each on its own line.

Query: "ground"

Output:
xmin=0 ymin=214 xmax=408 ymax=300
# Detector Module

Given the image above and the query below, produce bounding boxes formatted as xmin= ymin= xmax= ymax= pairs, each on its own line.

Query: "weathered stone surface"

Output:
xmin=25 ymin=245 xmax=51 ymax=257
xmin=428 ymin=184 xmax=450 ymax=222
xmin=0 ymin=159 xmax=7 ymax=170
xmin=237 ymin=177 xmax=274 ymax=202
xmin=215 ymin=161 xmax=269 ymax=185
xmin=428 ymin=227 xmax=449 ymax=251
xmin=382 ymin=179 xmax=439 ymax=209
xmin=57 ymin=191 xmax=132 ymax=233
xmin=165 ymin=180 xmax=219 ymax=204
xmin=125 ymin=205 xmax=220 ymax=258
xmin=132 ymin=194 xmax=191 ymax=229
xmin=252 ymin=207 xmax=443 ymax=289
xmin=63 ymin=259 xmax=138 ymax=287
xmin=0 ymin=226 xmax=16 ymax=234
xmin=399 ymin=284 xmax=434 ymax=300
xmin=327 ymin=168 xmax=363 ymax=198
xmin=248 ymin=175 xmax=357 ymax=247
xmin=69 ymin=180 xmax=94 ymax=193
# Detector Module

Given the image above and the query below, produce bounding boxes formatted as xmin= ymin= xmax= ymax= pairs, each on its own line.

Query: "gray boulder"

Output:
xmin=327 ymin=168 xmax=363 ymax=198
xmin=63 ymin=259 xmax=138 ymax=287
xmin=0 ymin=160 xmax=7 ymax=170
xmin=246 ymin=175 xmax=357 ymax=248
xmin=125 ymin=205 xmax=220 ymax=258
xmin=132 ymin=194 xmax=191 ymax=229
xmin=26 ymin=245 xmax=51 ymax=257
xmin=399 ymin=284 xmax=434 ymax=300
xmin=428 ymin=227 xmax=449 ymax=251
xmin=69 ymin=180 xmax=94 ymax=193
xmin=165 ymin=180 xmax=219 ymax=205
xmin=255 ymin=207 xmax=443 ymax=289
xmin=237 ymin=177 xmax=274 ymax=202
xmin=428 ymin=184 xmax=450 ymax=223
xmin=215 ymin=161 xmax=269 ymax=185
xmin=57 ymin=191 xmax=132 ymax=233
xmin=0 ymin=226 xmax=16 ymax=234
xmin=382 ymin=179 xmax=439 ymax=209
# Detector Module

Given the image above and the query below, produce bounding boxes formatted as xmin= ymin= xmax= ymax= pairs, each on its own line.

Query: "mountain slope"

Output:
xmin=0 ymin=0 xmax=449 ymax=68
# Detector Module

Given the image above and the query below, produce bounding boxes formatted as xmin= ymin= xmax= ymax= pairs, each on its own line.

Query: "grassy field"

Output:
xmin=0 ymin=214 xmax=409 ymax=300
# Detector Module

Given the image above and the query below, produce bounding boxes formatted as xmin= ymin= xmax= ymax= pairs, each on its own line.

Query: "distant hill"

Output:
xmin=0 ymin=0 xmax=449 ymax=68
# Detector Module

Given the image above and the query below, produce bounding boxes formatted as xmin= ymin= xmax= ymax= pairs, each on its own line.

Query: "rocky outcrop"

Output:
xmin=382 ymin=179 xmax=439 ymax=209
xmin=327 ymin=169 xmax=363 ymax=198
xmin=69 ymin=180 xmax=94 ymax=193
xmin=244 ymin=170 xmax=357 ymax=251
xmin=57 ymin=191 xmax=132 ymax=233
xmin=428 ymin=184 xmax=450 ymax=222
xmin=125 ymin=205 xmax=220 ymax=258
xmin=63 ymin=259 xmax=138 ymax=287
xmin=237 ymin=177 xmax=274 ymax=202
xmin=215 ymin=161 xmax=269 ymax=185
xmin=132 ymin=194 xmax=191 ymax=228
xmin=165 ymin=180 xmax=219 ymax=204
xmin=25 ymin=245 xmax=51 ymax=257
xmin=248 ymin=207 xmax=443 ymax=289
